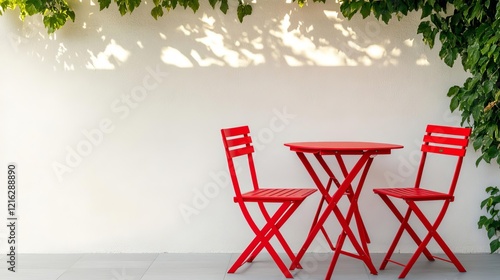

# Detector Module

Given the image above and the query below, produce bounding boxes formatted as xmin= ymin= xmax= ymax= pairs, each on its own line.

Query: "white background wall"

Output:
xmin=0 ymin=1 xmax=497 ymax=254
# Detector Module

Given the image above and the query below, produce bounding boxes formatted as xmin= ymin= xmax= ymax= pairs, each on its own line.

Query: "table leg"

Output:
xmin=290 ymin=152 xmax=378 ymax=276
xmin=315 ymin=154 xmax=372 ymax=246
xmin=325 ymin=156 xmax=377 ymax=277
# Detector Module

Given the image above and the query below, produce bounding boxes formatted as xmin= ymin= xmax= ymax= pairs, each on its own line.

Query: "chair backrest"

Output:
xmin=414 ymin=124 xmax=472 ymax=196
xmin=221 ymin=126 xmax=260 ymax=198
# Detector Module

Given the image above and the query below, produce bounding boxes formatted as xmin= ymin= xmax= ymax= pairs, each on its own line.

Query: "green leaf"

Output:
xmin=447 ymin=85 xmax=460 ymax=97
xmin=99 ymin=0 xmax=112 ymax=10
xmin=67 ymin=10 xmax=76 ymax=22
xmin=488 ymin=44 xmax=498 ymax=58
xmin=473 ymin=135 xmax=483 ymax=150
xmin=127 ymin=0 xmax=142 ymax=13
xmin=483 ymin=80 xmax=495 ymax=95
xmin=208 ymin=0 xmax=218 ymax=8
xmin=43 ymin=13 xmax=67 ymax=34
xmin=151 ymin=6 xmax=163 ymax=19
xmin=488 ymin=227 xmax=496 ymax=239
xmin=421 ymin=3 xmax=433 ymax=19
xmin=118 ymin=3 xmax=127 ymax=15
xmin=381 ymin=11 xmax=391 ymax=24
xmin=188 ymin=0 xmax=199 ymax=13
xmin=490 ymin=239 xmax=500 ymax=253
xmin=417 ymin=21 xmax=437 ymax=48
xmin=480 ymin=198 xmax=489 ymax=209
xmin=350 ymin=0 xmax=364 ymax=12
xmin=478 ymin=215 xmax=487 ymax=228
xmin=450 ymin=95 xmax=460 ymax=112
xmin=237 ymin=3 xmax=252 ymax=23
xmin=465 ymin=42 xmax=481 ymax=70
xmin=179 ymin=0 xmax=188 ymax=8
xmin=475 ymin=154 xmax=484 ymax=166
xmin=440 ymin=47 xmax=457 ymax=67
xmin=25 ymin=0 xmax=43 ymax=15
xmin=220 ymin=0 xmax=228 ymax=14
xmin=170 ymin=0 xmax=179 ymax=10
xmin=470 ymin=0 xmax=484 ymax=21
xmin=360 ymin=2 xmax=371 ymax=18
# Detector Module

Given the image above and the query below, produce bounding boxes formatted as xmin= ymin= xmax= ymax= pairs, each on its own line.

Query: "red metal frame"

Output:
xmin=221 ymin=126 xmax=316 ymax=278
xmin=373 ymin=124 xmax=471 ymax=278
xmin=285 ymin=141 xmax=403 ymax=280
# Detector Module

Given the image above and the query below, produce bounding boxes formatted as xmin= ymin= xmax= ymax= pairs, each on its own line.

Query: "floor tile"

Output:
xmin=0 ymin=254 xmax=82 ymax=270
xmin=223 ymin=252 xmax=370 ymax=280
xmin=142 ymin=253 xmax=231 ymax=280
xmin=0 ymin=269 xmax=65 ymax=280
xmin=368 ymin=253 xmax=500 ymax=280
xmin=70 ymin=253 xmax=157 ymax=269
xmin=57 ymin=267 xmax=148 ymax=280
xmin=0 ymin=253 xmax=497 ymax=280
xmin=289 ymin=253 xmax=370 ymax=280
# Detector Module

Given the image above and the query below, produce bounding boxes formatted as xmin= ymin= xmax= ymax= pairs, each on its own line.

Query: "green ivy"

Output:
xmin=0 ymin=0 xmax=75 ymax=33
xmin=0 ymin=0 xmax=253 ymax=33
xmin=478 ymin=186 xmax=500 ymax=253
xmin=340 ymin=0 xmax=500 ymax=253
xmin=340 ymin=0 xmax=500 ymax=167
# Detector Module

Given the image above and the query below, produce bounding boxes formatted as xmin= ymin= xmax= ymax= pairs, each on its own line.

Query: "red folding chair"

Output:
xmin=373 ymin=124 xmax=471 ymax=278
xmin=221 ymin=125 xmax=316 ymax=278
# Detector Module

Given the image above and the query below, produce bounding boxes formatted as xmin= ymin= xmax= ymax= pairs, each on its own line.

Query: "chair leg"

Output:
xmin=407 ymin=201 xmax=466 ymax=274
xmin=378 ymin=198 xmax=466 ymax=279
xmin=228 ymin=202 xmax=298 ymax=278
xmin=247 ymin=202 xmax=303 ymax=268
xmin=377 ymin=194 xmax=434 ymax=271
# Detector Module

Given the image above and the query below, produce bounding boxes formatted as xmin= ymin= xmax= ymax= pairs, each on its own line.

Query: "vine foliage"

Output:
xmin=478 ymin=186 xmax=500 ymax=253
xmin=340 ymin=0 xmax=500 ymax=253
xmin=0 ymin=0 xmax=253 ymax=32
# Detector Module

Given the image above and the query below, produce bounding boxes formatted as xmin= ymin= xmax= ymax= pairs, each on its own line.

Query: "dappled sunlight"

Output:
xmin=86 ymin=39 xmax=131 ymax=70
xmin=161 ymin=47 xmax=194 ymax=68
xmin=416 ymin=54 xmax=431 ymax=66
xmin=190 ymin=49 xmax=225 ymax=66
xmin=270 ymin=14 xmax=345 ymax=66
xmin=194 ymin=29 xmax=246 ymax=67
xmin=2 ymin=1 xmax=434 ymax=70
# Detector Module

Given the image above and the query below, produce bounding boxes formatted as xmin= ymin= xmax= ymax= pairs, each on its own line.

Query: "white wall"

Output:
xmin=0 ymin=1 xmax=497 ymax=254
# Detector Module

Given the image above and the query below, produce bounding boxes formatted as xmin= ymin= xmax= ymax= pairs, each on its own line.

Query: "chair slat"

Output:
xmin=421 ymin=145 xmax=466 ymax=156
xmin=221 ymin=126 xmax=250 ymax=137
xmin=241 ymin=188 xmax=317 ymax=202
xmin=229 ymin=145 xmax=254 ymax=158
xmin=422 ymin=135 xmax=469 ymax=147
xmin=426 ymin=124 xmax=471 ymax=136
xmin=374 ymin=187 xmax=453 ymax=201
xmin=226 ymin=135 xmax=252 ymax=148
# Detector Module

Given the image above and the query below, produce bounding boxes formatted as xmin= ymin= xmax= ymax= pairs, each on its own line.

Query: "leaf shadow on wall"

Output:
xmin=3 ymin=0 xmax=432 ymax=71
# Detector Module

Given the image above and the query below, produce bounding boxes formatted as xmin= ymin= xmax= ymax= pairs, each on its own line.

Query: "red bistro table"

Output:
xmin=285 ymin=141 xmax=403 ymax=279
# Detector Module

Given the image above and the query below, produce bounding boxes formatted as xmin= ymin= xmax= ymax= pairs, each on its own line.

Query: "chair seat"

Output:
xmin=373 ymin=188 xmax=453 ymax=201
xmin=237 ymin=188 xmax=316 ymax=202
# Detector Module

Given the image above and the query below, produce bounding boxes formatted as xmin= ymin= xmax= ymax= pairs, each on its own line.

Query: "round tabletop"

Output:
xmin=284 ymin=141 xmax=404 ymax=153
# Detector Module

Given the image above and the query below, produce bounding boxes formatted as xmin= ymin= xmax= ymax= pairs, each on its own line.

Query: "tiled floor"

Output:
xmin=0 ymin=253 xmax=498 ymax=280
